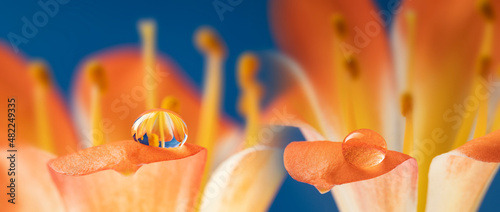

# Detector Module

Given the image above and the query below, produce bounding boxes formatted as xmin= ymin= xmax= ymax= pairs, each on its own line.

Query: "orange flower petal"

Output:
xmin=284 ymin=141 xmax=414 ymax=192
xmin=73 ymin=47 xmax=237 ymax=148
xmin=48 ymin=140 xmax=206 ymax=211
xmin=268 ymin=0 xmax=398 ymax=144
xmin=0 ymin=146 xmax=64 ymax=211
xmin=427 ymin=130 xmax=500 ymax=211
xmin=0 ymin=42 xmax=78 ymax=155
xmin=200 ymin=146 xmax=285 ymax=212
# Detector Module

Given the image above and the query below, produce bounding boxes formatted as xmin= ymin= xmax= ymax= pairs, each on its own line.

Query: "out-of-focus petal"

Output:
xmin=48 ymin=140 xmax=206 ymax=212
xmin=393 ymin=1 xmax=500 ymax=208
xmin=72 ymin=47 xmax=237 ymax=149
xmin=268 ymin=0 xmax=398 ymax=147
xmin=0 ymin=42 xmax=78 ymax=155
xmin=284 ymin=141 xmax=414 ymax=192
xmin=0 ymin=146 xmax=64 ymax=211
xmin=199 ymin=146 xmax=285 ymax=212
xmin=392 ymin=0 xmax=491 ymax=151
xmin=427 ymin=130 xmax=500 ymax=211
xmin=210 ymin=129 xmax=245 ymax=169
xmin=263 ymin=89 xmax=328 ymax=141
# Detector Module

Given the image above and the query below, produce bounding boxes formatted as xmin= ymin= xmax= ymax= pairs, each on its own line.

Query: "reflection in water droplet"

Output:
xmin=342 ymin=129 xmax=387 ymax=168
xmin=131 ymin=109 xmax=188 ymax=148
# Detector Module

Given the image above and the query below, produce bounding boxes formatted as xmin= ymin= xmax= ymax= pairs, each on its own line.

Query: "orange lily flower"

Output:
xmin=0 ymin=20 xmax=284 ymax=212
xmin=266 ymin=0 xmax=500 ymax=211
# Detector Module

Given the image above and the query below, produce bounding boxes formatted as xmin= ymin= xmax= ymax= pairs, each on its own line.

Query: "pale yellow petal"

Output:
xmin=427 ymin=130 xmax=500 ymax=211
xmin=332 ymin=158 xmax=418 ymax=212
xmin=199 ymin=146 xmax=285 ymax=212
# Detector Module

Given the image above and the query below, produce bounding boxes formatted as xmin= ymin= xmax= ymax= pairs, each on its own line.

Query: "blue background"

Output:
xmin=1 ymin=0 xmax=499 ymax=211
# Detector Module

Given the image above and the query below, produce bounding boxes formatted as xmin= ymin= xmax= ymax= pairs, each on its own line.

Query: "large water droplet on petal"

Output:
xmin=131 ymin=109 xmax=188 ymax=148
xmin=342 ymin=129 xmax=387 ymax=168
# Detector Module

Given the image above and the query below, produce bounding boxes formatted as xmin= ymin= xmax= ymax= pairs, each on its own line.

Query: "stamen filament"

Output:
xmin=490 ymin=100 xmax=500 ymax=132
xmin=453 ymin=0 xmax=495 ymax=147
xmin=29 ymin=61 xmax=55 ymax=153
xmin=331 ymin=14 xmax=356 ymax=134
xmin=194 ymin=27 xmax=226 ymax=209
xmin=237 ymin=52 xmax=262 ymax=148
xmin=161 ymin=96 xmax=180 ymax=113
xmin=402 ymin=11 xmax=416 ymax=155
xmin=86 ymin=61 xmax=107 ymax=146
xmin=139 ymin=20 xmax=158 ymax=109
xmin=491 ymin=68 xmax=500 ymax=132
xmin=345 ymin=56 xmax=370 ymax=129
xmin=194 ymin=27 xmax=226 ymax=170
xmin=473 ymin=49 xmax=493 ymax=138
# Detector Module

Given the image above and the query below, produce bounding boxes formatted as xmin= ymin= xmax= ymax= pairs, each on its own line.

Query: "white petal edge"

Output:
xmin=426 ymin=150 xmax=499 ymax=212
xmin=332 ymin=158 xmax=418 ymax=212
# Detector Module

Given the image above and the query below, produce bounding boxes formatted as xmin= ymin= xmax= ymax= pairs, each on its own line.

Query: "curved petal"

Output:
xmin=332 ymin=158 xmax=417 ymax=212
xmin=263 ymin=91 xmax=328 ymax=141
xmin=260 ymin=53 xmax=337 ymax=141
xmin=427 ymin=130 xmax=500 ymax=211
xmin=283 ymin=141 xmax=414 ymax=192
xmin=48 ymin=140 xmax=206 ymax=211
xmin=72 ymin=47 xmax=237 ymax=149
xmin=199 ymin=146 xmax=285 ymax=212
xmin=0 ymin=42 xmax=78 ymax=155
xmin=0 ymin=146 xmax=64 ymax=211
xmin=268 ymin=0 xmax=398 ymax=146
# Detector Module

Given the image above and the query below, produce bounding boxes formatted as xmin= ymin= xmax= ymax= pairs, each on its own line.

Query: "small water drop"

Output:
xmin=131 ymin=109 xmax=188 ymax=148
xmin=342 ymin=129 xmax=387 ymax=168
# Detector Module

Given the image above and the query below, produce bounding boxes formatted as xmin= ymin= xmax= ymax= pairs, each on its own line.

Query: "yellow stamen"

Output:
xmin=331 ymin=14 xmax=355 ymax=134
xmin=453 ymin=0 xmax=494 ymax=147
xmin=491 ymin=67 xmax=500 ymax=132
xmin=161 ymin=96 xmax=180 ymax=113
xmin=473 ymin=56 xmax=492 ymax=138
xmin=194 ymin=26 xmax=226 ymax=169
xmin=237 ymin=52 xmax=262 ymax=148
xmin=86 ymin=61 xmax=107 ymax=146
xmin=331 ymin=14 xmax=347 ymax=40
xmin=402 ymin=11 xmax=416 ymax=155
xmin=29 ymin=60 xmax=55 ymax=153
xmin=331 ymin=14 xmax=371 ymax=133
xmin=400 ymin=11 xmax=432 ymax=211
xmin=479 ymin=0 xmax=495 ymax=21
xmin=344 ymin=55 xmax=371 ymax=130
xmin=139 ymin=20 xmax=157 ymax=109
xmin=401 ymin=92 xmax=414 ymax=154
xmin=194 ymin=27 xmax=226 ymax=209
xmin=491 ymin=99 xmax=500 ymax=132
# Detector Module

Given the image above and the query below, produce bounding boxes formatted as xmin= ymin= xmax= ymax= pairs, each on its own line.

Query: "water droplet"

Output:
xmin=342 ymin=129 xmax=387 ymax=168
xmin=131 ymin=109 xmax=188 ymax=148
